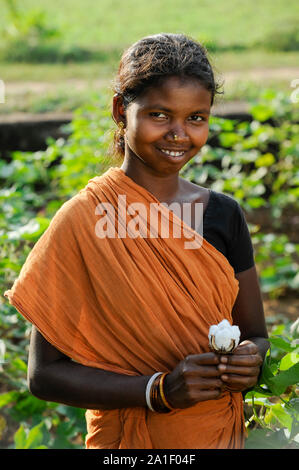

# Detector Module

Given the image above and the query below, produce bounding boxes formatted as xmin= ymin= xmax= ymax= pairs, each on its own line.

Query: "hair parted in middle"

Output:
xmin=112 ymin=32 xmax=223 ymax=155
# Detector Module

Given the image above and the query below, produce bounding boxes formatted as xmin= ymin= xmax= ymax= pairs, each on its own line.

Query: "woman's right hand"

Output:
xmin=163 ymin=352 xmax=223 ymax=409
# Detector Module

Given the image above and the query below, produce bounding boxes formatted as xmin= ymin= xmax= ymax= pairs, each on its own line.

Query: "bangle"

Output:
xmin=145 ymin=372 xmax=162 ymax=411
xmin=150 ymin=374 xmax=170 ymax=413
xmin=159 ymin=372 xmax=175 ymax=411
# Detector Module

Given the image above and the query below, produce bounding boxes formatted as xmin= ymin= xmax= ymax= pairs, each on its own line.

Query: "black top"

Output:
xmin=203 ymin=190 xmax=255 ymax=274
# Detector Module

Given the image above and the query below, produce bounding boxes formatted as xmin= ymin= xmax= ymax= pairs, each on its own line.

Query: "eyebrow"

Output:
xmin=144 ymin=105 xmax=210 ymax=115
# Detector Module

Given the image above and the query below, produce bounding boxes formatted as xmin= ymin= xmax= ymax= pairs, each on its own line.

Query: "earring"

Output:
xmin=173 ymin=134 xmax=178 ymax=141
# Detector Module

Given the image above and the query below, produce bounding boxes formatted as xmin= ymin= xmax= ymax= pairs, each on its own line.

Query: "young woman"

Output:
xmin=5 ymin=33 xmax=269 ymax=449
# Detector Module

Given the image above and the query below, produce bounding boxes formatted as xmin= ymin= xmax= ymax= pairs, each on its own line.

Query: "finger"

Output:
xmin=196 ymin=366 xmax=223 ymax=377
xmin=233 ymin=341 xmax=259 ymax=355
xmin=187 ymin=352 xmax=220 ymax=365
xmin=218 ymin=364 xmax=260 ymax=376
xmin=221 ymin=374 xmax=257 ymax=387
xmin=181 ymin=365 xmax=221 ymax=382
xmin=192 ymin=377 xmax=223 ymax=390
xmin=198 ymin=389 xmax=222 ymax=401
xmin=219 ymin=354 xmax=263 ymax=367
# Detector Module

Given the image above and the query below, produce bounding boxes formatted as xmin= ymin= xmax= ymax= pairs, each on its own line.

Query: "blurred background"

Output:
xmin=0 ymin=0 xmax=298 ymax=113
xmin=0 ymin=0 xmax=298 ymax=450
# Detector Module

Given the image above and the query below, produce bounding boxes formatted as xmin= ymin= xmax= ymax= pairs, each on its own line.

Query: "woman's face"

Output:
xmin=122 ymin=76 xmax=212 ymax=175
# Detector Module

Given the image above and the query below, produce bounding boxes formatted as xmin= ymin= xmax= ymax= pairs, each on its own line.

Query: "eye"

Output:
xmin=149 ymin=112 xmax=168 ymax=119
xmin=189 ymin=115 xmax=205 ymax=122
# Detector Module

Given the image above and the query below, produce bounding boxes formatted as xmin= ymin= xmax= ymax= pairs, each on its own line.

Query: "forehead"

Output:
xmin=136 ymin=76 xmax=212 ymax=111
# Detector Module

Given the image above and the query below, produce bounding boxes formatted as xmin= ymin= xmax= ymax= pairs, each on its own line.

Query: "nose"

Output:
xmin=165 ymin=125 xmax=189 ymax=143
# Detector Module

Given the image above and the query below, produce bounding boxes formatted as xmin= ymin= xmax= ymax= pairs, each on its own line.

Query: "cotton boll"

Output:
xmin=217 ymin=319 xmax=231 ymax=330
xmin=231 ymin=325 xmax=241 ymax=343
xmin=208 ymin=325 xmax=218 ymax=337
xmin=208 ymin=320 xmax=241 ymax=354
xmin=214 ymin=329 xmax=232 ymax=350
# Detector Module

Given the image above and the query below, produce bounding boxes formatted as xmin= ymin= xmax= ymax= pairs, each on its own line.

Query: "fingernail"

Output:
xmin=222 ymin=375 xmax=228 ymax=381
xmin=218 ymin=364 xmax=226 ymax=372
xmin=220 ymin=356 xmax=228 ymax=364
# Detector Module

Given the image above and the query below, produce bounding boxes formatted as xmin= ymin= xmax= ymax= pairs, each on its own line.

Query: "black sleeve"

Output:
xmin=227 ymin=202 xmax=255 ymax=274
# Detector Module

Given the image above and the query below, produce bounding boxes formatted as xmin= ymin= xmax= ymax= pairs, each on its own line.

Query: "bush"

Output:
xmin=257 ymin=23 xmax=299 ymax=52
xmin=244 ymin=319 xmax=299 ymax=449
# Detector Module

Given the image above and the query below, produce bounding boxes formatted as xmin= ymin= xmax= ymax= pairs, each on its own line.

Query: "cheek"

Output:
xmin=194 ymin=124 xmax=209 ymax=144
xmin=126 ymin=120 xmax=161 ymax=147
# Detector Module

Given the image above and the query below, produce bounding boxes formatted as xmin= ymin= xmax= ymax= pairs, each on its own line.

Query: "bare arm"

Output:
xmin=28 ymin=326 xmax=150 ymax=409
xmin=232 ymin=264 xmax=269 ymax=358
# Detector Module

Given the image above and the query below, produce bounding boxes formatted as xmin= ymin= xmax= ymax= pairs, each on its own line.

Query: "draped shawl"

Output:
xmin=4 ymin=167 xmax=245 ymax=449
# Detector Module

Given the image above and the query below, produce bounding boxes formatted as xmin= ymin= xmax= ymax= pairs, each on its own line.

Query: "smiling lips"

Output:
xmin=159 ymin=148 xmax=189 ymax=157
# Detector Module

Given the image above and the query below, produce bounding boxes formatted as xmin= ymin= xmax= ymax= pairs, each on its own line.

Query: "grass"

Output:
xmin=0 ymin=0 xmax=298 ymax=114
xmin=1 ymin=0 xmax=298 ymax=49
xmin=1 ymin=51 xmax=299 ymax=82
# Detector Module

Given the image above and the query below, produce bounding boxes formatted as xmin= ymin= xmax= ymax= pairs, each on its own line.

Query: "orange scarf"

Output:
xmin=4 ymin=167 xmax=245 ymax=449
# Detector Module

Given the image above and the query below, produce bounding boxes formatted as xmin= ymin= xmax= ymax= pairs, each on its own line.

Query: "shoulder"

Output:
xmin=210 ymin=189 xmax=239 ymax=212
xmin=179 ymin=178 xmax=210 ymax=206
xmin=206 ymin=190 xmax=250 ymax=242
xmin=51 ymin=191 xmax=90 ymax=223
xmin=205 ymin=189 xmax=240 ymax=225
xmin=46 ymin=186 xmax=99 ymax=239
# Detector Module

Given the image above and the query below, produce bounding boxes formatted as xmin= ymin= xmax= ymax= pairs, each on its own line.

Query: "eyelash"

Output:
xmin=149 ymin=112 xmax=204 ymax=122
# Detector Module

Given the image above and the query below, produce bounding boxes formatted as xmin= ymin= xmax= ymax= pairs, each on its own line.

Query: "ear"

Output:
xmin=112 ymin=94 xmax=126 ymax=126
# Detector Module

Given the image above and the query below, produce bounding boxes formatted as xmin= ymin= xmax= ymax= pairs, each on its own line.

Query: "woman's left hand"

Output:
xmin=217 ymin=340 xmax=263 ymax=392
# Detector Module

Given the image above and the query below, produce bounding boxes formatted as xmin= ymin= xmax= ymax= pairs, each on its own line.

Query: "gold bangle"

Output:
xmin=159 ymin=372 xmax=175 ymax=411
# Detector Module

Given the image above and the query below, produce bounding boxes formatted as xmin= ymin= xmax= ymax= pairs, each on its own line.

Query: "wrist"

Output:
xmin=163 ymin=373 xmax=176 ymax=409
xmin=247 ymin=336 xmax=270 ymax=361
xmin=145 ymin=372 xmax=175 ymax=413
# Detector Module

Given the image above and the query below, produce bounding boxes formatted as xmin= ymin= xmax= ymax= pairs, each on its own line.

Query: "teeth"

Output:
xmin=160 ymin=149 xmax=185 ymax=157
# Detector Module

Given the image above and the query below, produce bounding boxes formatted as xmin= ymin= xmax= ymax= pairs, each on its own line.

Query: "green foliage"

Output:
xmin=257 ymin=22 xmax=299 ymax=52
xmin=47 ymin=95 xmax=120 ymax=197
xmin=244 ymin=320 xmax=299 ymax=449
xmin=0 ymin=0 xmax=98 ymax=63
xmin=252 ymin=233 xmax=299 ymax=296
xmin=0 ymin=389 xmax=86 ymax=448
xmin=14 ymin=422 xmax=48 ymax=449
xmin=0 ymin=0 xmax=298 ymax=64
xmin=0 ymin=0 xmax=62 ymax=62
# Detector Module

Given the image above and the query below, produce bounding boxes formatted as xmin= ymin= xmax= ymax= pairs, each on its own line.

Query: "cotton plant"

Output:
xmin=208 ymin=319 xmax=241 ymax=354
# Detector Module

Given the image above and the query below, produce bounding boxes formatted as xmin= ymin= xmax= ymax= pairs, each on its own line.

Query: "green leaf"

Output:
xmin=255 ymin=152 xmax=275 ymax=167
xmin=271 ymin=403 xmax=293 ymax=432
xmin=250 ymin=103 xmax=275 ymax=122
xmin=268 ymin=363 xmax=299 ymax=395
xmin=269 ymin=336 xmax=296 ymax=353
xmin=280 ymin=352 xmax=299 ymax=370
xmin=24 ymin=422 xmax=44 ymax=449
xmin=14 ymin=424 xmax=27 ymax=449
xmin=245 ymin=428 xmax=289 ymax=449
xmin=245 ymin=387 xmax=273 ymax=399
xmin=259 ymin=356 xmax=276 ymax=388
xmin=0 ymin=391 xmax=20 ymax=407
xmin=11 ymin=357 xmax=27 ymax=372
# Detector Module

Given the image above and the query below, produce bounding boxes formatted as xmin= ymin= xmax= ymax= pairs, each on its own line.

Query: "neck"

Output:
xmin=120 ymin=155 xmax=181 ymax=203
